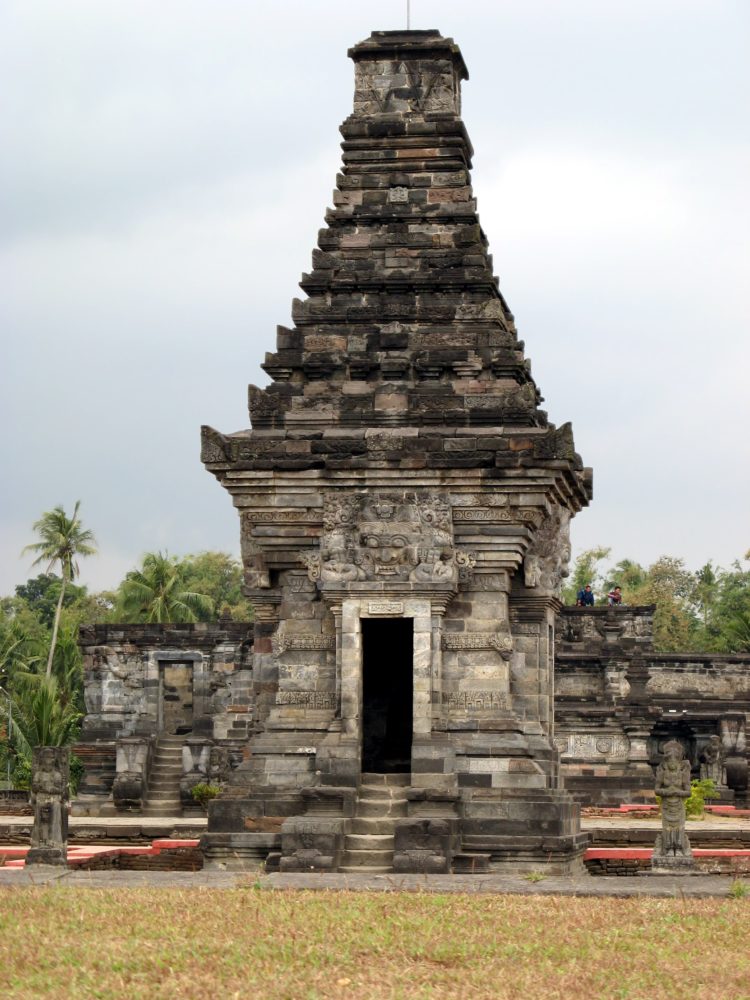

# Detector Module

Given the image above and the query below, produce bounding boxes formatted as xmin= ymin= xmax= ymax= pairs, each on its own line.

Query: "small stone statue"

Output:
xmin=26 ymin=746 xmax=70 ymax=867
xmin=652 ymin=739 xmax=694 ymax=872
xmin=699 ymin=734 xmax=726 ymax=787
xmin=209 ymin=745 xmax=230 ymax=785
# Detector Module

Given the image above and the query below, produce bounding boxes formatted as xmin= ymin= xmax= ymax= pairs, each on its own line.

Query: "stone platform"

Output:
xmin=0 ymin=814 xmax=206 ymax=845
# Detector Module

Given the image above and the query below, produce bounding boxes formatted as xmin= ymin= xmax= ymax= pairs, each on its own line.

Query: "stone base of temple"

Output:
xmin=458 ymin=786 xmax=587 ymax=874
xmin=201 ymin=776 xmax=588 ymax=874
xmin=199 ymin=832 xmax=281 ymax=870
xmin=25 ymin=848 xmax=67 ymax=867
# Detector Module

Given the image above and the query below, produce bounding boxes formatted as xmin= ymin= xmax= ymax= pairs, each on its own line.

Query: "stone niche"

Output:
xmin=199 ymin=29 xmax=592 ymax=874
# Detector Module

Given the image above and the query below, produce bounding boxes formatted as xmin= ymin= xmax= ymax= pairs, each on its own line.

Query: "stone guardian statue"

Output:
xmin=26 ymin=746 xmax=70 ymax=866
xmin=699 ymin=734 xmax=726 ymax=788
xmin=652 ymin=739 xmax=694 ymax=872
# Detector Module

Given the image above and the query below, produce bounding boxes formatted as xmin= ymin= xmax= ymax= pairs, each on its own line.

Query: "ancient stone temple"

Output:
xmin=199 ymin=29 xmax=592 ymax=873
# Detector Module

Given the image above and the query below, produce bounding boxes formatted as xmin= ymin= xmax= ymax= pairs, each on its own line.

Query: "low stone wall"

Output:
xmin=585 ymin=852 xmax=750 ymax=876
xmin=74 ymin=846 xmax=203 ymax=872
xmin=0 ymin=791 xmax=30 ymax=816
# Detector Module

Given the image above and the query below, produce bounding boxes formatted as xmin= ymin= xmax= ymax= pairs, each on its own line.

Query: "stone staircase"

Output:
xmin=339 ymin=773 xmax=409 ymax=874
xmin=142 ymin=736 xmax=184 ymax=816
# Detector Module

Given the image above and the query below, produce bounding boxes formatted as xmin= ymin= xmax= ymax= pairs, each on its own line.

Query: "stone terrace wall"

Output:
xmin=555 ymin=606 xmax=750 ymax=806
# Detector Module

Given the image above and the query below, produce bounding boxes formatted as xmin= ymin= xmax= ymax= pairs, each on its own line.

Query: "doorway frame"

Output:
xmin=155 ymin=651 xmax=203 ymax=733
xmin=339 ymin=598 xmax=434 ymax=766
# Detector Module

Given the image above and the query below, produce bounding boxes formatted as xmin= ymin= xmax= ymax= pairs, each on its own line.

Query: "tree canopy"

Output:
xmin=564 ymin=548 xmax=750 ymax=653
xmin=116 ymin=551 xmax=214 ymax=624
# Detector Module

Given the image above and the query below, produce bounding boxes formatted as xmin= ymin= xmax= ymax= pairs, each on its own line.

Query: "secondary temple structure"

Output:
xmin=197 ymin=29 xmax=592 ymax=873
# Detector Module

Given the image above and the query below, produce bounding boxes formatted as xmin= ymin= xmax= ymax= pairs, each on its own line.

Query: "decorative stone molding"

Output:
xmin=272 ymin=630 xmax=336 ymax=659
xmin=554 ymin=733 xmax=630 ymax=759
xmin=442 ymin=690 xmax=509 ymax=711
xmin=442 ymin=630 xmax=513 ymax=659
xmin=243 ymin=509 xmax=321 ymax=524
xmin=455 ymin=550 xmax=476 ymax=585
xmin=367 ymin=601 xmax=404 ymax=615
xmin=276 ymin=691 xmax=336 ymax=709
xmin=471 ymin=574 xmax=508 ymax=592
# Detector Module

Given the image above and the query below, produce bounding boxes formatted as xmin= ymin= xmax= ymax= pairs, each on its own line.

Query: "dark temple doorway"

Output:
xmin=361 ymin=618 xmax=413 ymax=773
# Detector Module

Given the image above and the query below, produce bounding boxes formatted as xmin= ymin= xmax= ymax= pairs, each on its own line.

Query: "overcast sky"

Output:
xmin=1 ymin=0 xmax=748 ymax=595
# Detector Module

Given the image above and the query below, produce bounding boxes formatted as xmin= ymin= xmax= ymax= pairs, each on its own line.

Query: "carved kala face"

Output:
xmin=357 ymin=529 xmax=415 ymax=575
xmin=360 ymin=532 xmax=409 ymax=555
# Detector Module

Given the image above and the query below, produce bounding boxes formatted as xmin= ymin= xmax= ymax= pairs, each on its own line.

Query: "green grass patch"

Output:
xmin=0 ymin=889 xmax=747 ymax=998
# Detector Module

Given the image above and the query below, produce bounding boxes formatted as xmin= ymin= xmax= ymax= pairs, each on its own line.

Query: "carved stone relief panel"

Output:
xmin=443 ymin=690 xmax=509 ymax=711
xmin=275 ymin=691 xmax=336 ymax=709
xmin=353 ymin=59 xmax=459 ymax=117
xmin=442 ymin=629 xmax=513 ymax=660
xmin=523 ymin=505 xmax=571 ymax=596
xmin=272 ymin=628 xmax=336 ymax=660
xmin=303 ymin=491 xmax=470 ymax=587
xmin=555 ymin=733 xmax=630 ymax=759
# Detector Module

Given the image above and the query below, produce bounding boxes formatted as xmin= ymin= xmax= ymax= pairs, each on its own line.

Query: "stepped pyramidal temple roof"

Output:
xmin=202 ymin=29 xmax=591 ymax=512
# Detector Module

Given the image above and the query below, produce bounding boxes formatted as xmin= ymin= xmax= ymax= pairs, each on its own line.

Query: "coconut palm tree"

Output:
xmin=117 ymin=552 xmax=213 ymax=623
xmin=23 ymin=502 xmax=97 ymax=678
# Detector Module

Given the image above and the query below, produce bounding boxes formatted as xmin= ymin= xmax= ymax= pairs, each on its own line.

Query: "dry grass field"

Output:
xmin=0 ymin=888 xmax=748 ymax=999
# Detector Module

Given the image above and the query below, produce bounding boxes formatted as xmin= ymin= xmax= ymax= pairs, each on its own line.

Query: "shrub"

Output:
xmin=69 ymin=753 xmax=85 ymax=795
xmin=685 ymin=778 xmax=719 ymax=818
xmin=524 ymin=871 xmax=545 ymax=883
xmin=191 ymin=782 xmax=221 ymax=809
xmin=729 ymin=879 xmax=748 ymax=899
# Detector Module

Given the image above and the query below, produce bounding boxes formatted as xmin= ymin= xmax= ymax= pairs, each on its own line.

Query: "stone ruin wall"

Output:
xmin=75 ymin=622 xmax=253 ymax=808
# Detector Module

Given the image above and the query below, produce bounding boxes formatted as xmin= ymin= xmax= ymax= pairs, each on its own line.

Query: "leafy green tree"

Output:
xmin=180 ymin=551 xmax=252 ymax=620
xmin=693 ymin=562 xmax=719 ymax=631
xmin=0 ymin=615 xmax=43 ymax=687
xmin=13 ymin=574 xmax=89 ymax=630
xmin=22 ymin=502 xmax=97 ymax=678
xmin=562 ymin=546 xmax=611 ymax=604
xmin=612 ymin=555 xmax=699 ymax=651
xmin=50 ymin=624 xmax=86 ymax=713
xmin=721 ymin=611 xmax=750 ymax=652
xmin=116 ymin=552 xmax=213 ymax=623
xmin=605 ymin=558 xmax=647 ymax=597
xmin=698 ymin=555 xmax=750 ymax=652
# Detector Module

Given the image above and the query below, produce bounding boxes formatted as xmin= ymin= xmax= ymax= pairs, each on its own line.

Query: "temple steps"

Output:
xmin=358 ymin=797 xmax=408 ymax=819
xmin=142 ymin=737 xmax=185 ymax=817
xmin=339 ymin=773 xmax=409 ymax=873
